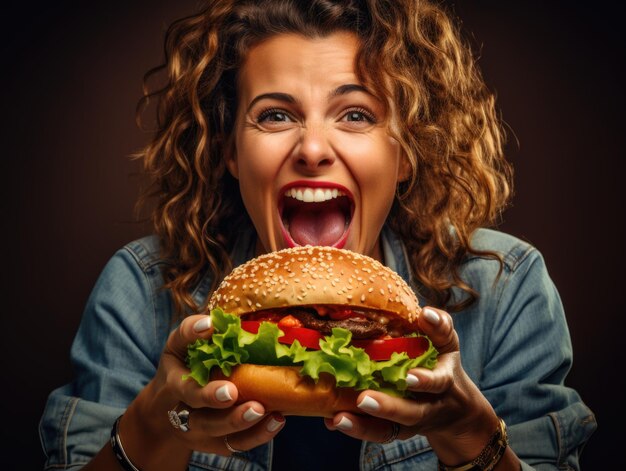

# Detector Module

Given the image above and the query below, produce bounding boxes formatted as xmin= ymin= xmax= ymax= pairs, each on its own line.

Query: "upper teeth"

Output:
xmin=285 ymin=187 xmax=345 ymax=203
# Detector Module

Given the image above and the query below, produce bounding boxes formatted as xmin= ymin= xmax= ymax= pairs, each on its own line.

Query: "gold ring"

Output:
xmin=381 ymin=422 xmax=400 ymax=444
xmin=224 ymin=435 xmax=245 ymax=454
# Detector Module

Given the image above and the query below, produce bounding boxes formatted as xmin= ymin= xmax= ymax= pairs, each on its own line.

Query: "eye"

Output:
xmin=257 ymin=108 xmax=294 ymax=123
xmin=340 ymin=108 xmax=376 ymax=124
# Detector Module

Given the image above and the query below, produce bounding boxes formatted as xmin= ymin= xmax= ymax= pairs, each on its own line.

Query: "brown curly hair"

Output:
xmin=136 ymin=0 xmax=512 ymax=316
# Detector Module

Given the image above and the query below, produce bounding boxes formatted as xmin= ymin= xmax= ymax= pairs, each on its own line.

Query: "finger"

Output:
xmin=178 ymin=401 xmax=267 ymax=439
xmin=181 ymin=379 xmax=239 ymax=410
xmin=161 ymin=313 xmax=237 ymax=409
xmin=326 ymin=413 xmax=410 ymax=443
xmin=164 ymin=314 xmax=214 ymax=361
xmin=161 ymin=349 xmax=239 ymax=409
xmin=218 ymin=413 xmax=286 ymax=455
xmin=405 ymin=352 xmax=457 ymax=394
xmin=353 ymin=390 xmax=425 ymax=427
xmin=418 ymin=307 xmax=458 ymax=354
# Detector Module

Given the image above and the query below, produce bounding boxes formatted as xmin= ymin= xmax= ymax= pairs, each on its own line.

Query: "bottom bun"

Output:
xmin=210 ymin=364 xmax=361 ymax=417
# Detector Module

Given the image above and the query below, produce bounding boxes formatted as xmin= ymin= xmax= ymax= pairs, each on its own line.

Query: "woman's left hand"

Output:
xmin=325 ymin=306 xmax=500 ymax=463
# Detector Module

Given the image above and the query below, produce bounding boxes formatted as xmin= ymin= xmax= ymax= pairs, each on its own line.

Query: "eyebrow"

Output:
xmin=247 ymin=92 xmax=297 ymax=112
xmin=246 ymin=84 xmax=372 ymax=112
xmin=329 ymin=83 xmax=371 ymax=98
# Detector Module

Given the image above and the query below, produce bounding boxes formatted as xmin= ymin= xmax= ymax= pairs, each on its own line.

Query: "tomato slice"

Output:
xmin=240 ymin=320 xmax=323 ymax=350
xmin=352 ymin=336 xmax=429 ymax=360
xmin=278 ymin=326 xmax=323 ymax=349
xmin=240 ymin=320 xmax=428 ymax=359
xmin=241 ymin=320 xmax=262 ymax=334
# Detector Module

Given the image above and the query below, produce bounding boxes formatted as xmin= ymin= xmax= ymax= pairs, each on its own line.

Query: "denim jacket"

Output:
xmin=39 ymin=227 xmax=596 ymax=470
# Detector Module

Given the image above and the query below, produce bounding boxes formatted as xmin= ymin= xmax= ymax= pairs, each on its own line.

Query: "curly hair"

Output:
xmin=136 ymin=0 xmax=512 ymax=316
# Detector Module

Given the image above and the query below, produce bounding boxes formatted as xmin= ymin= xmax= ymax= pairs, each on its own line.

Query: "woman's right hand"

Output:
xmin=117 ymin=314 xmax=285 ymax=469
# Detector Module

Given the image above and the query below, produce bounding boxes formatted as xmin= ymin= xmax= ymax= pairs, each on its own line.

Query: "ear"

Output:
xmin=397 ymin=153 xmax=413 ymax=183
xmin=224 ymin=136 xmax=239 ymax=179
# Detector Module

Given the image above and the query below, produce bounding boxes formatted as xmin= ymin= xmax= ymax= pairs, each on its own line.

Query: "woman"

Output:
xmin=40 ymin=1 xmax=595 ymax=469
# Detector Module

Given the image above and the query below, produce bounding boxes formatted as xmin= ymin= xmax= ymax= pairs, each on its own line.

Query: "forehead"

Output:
xmin=237 ymin=32 xmax=362 ymax=101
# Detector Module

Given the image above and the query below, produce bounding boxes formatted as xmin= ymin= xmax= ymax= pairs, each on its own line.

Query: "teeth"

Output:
xmin=285 ymin=187 xmax=345 ymax=203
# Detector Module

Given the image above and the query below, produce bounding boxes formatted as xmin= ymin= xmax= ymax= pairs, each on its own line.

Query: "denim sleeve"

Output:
xmin=481 ymin=248 xmax=596 ymax=470
xmin=39 ymin=245 xmax=172 ymax=470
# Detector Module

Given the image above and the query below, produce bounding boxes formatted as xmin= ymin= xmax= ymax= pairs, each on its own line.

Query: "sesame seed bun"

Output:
xmin=208 ymin=246 xmax=420 ymax=326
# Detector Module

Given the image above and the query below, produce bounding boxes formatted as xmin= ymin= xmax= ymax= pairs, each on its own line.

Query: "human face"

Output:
xmin=227 ymin=32 xmax=408 ymax=261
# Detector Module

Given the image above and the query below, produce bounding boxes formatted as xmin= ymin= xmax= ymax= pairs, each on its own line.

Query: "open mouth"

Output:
xmin=279 ymin=183 xmax=354 ymax=248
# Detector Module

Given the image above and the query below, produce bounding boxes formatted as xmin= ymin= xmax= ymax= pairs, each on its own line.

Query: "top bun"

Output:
xmin=208 ymin=246 xmax=420 ymax=325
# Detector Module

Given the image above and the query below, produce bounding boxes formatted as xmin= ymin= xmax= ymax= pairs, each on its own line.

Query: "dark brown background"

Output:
xmin=2 ymin=1 xmax=622 ymax=468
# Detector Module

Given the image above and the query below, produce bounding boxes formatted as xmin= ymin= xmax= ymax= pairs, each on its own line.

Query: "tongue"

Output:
xmin=288 ymin=201 xmax=346 ymax=246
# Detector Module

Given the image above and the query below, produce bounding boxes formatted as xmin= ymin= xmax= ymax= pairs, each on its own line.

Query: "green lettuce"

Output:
xmin=186 ymin=307 xmax=438 ymax=396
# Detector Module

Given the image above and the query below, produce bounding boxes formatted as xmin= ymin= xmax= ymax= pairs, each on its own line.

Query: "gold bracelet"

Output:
xmin=437 ymin=417 xmax=508 ymax=471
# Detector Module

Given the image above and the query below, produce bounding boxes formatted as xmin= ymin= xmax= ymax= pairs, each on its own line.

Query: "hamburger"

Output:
xmin=186 ymin=246 xmax=438 ymax=417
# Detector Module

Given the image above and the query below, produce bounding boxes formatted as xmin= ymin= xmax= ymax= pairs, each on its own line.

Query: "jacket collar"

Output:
xmin=192 ymin=225 xmax=412 ymax=308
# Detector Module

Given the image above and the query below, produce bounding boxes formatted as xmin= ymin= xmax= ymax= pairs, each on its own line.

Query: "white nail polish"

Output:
xmin=216 ymin=385 xmax=232 ymax=402
xmin=406 ymin=374 xmax=419 ymax=387
xmin=267 ymin=417 xmax=285 ymax=432
xmin=357 ymin=395 xmax=380 ymax=412
xmin=422 ymin=308 xmax=440 ymax=325
xmin=243 ymin=407 xmax=264 ymax=422
xmin=193 ymin=316 xmax=212 ymax=332
xmin=336 ymin=416 xmax=353 ymax=431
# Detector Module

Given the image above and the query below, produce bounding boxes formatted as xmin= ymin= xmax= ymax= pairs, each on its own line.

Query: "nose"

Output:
xmin=293 ymin=124 xmax=335 ymax=172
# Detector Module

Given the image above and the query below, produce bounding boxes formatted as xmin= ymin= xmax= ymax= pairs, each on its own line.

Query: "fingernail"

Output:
xmin=193 ymin=316 xmax=212 ymax=332
xmin=406 ymin=374 xmax=419 ymax=387
xmin=267 ymin=416 xmax=285 ymax=432
xmin=357 ymin=395 xmax=380 ymax=412
xmin=422 ymin=308 xmax=440 ymax=325
xmin=336 ymin=416 xmax=353 ymax=431
xmin=216 ymin=385 xmax=232 ymax=402
xmin=243 ymin=407 xmax=264 ymax=422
